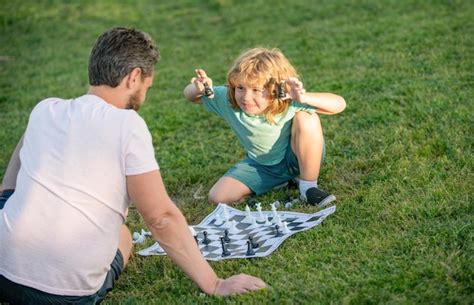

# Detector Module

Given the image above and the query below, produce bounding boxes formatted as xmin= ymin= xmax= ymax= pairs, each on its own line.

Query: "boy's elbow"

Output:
xmin=333 ymin=96 xmax=346 ymax=114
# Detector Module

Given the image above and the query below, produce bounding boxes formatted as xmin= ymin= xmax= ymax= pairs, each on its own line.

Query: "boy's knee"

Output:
xmin=208 ymin=188 xmax=221 ymax=205
xmin=294 ymin=111 xmax=322 ymax=134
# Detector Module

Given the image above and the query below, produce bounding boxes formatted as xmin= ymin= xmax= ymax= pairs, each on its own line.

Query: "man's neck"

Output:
xmin=88 ymin=85 xmax=127 ymax=109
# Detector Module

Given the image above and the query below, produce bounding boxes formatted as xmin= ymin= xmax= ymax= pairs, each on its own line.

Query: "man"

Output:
xmin=0 ymin=27 xmax=266 ymax=304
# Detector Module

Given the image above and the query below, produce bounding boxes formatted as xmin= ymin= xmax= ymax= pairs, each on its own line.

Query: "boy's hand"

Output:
xmin=191 ymin=69 xmax=214 ymax=98
xmin=285 ymin=77 xmax=306 ymax=103
xmin=212 ymin=274 xmax=267 ymax=296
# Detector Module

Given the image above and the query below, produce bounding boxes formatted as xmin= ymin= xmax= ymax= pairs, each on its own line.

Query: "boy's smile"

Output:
xmin=234 ymin=84 xmax=270 ymax=115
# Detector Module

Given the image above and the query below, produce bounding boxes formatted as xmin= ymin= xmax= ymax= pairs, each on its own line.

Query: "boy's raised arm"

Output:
xmin=183 ymin=69 xmax=214 ymax=103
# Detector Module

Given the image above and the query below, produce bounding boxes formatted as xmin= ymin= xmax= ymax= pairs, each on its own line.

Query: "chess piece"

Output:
xmin=222 ymin=204 xmax=230 ymax=221
xmin=243 ymin=205 xmax=254 ymax=223
xmin=246 ymin=240 xmax=256 ymax=256
xmin=249 ymin=236 xmax=259 ymax=248
xmin=282 ymin=221 xmax=291 ymax=234
xmin=141 ymin=229 xmax=152 ymax=237
xmin=203 ymin=82 xmax=214 ymax=97
xmin=214 ymin=213 xmax=224 ymax=226
xmin=132 ymin=232 xmax=145 ymax=244
xmin=277 ymin=81 xmax=286 ymax=99
xmin=202 ymin=231 xmax=211 ymax=245
xmin=220 ymin=237 xmax=231 ymax=257
xmin=264 ymin=215 xmax=272 ymax=226
xmin=256 ymin=203 xmax=266 ymax=222
xmin=275 ymin=225 xmax=283 ymax=237
xmin=223 ymin=229 xmax=231 ymax=243
xmin=228 ymin=220 xmax=239 ymax=234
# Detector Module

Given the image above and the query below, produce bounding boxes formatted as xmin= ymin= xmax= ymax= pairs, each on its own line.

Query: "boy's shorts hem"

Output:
xmin=224 ymin=144 xmax=325 ymax=196
xmin=0 ymin=249 xmax=124 ymax=304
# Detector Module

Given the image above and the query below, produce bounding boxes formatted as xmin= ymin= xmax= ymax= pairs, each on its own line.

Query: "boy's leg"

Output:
xmin=209 ymin=176 xmax=252 ymax=205
xmin=291 ymin=111 xmax=324 ymax=180
xmin=291 ymin=111 xmax=335 ymax=206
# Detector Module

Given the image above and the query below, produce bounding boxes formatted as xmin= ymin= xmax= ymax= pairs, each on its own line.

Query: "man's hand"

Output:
xmin=213 ymin=273 xmax=267 ymax=296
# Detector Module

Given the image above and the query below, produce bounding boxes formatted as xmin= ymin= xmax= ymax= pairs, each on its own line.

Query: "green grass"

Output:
xmin=1 ymin=0 xmax=473 ymax=304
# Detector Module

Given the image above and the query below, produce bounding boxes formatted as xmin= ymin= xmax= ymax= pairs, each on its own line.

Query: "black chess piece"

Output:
xmin=248 ymin=236 xmax=259 ymax=248
xmin=275 ymin=224 xmax=283 ymax=237
xmin=202 ymin=231 xmax=211 ymax=245
xmin=193 ymin=235 xmax=199 ymax=245
xmin=246 ymin=240 xmax=256 ymax=256
xmin=277 ymin=82 xmax=286 ymax=99
xmin=223 ymin=229 xmax=231 ymax=243
xmin=220 ymin=236 xmax=231 ymax=257
xmin=203 ymin=83 xmax=214 ymax=97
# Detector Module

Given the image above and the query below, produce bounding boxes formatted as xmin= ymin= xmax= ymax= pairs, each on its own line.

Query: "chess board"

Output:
xmin=138 ymin=203 xmax=336 ymax=261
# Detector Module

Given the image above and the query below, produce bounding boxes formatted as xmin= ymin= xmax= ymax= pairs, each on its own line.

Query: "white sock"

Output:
xmin=299 ymin=179 xmax=318 ymax=200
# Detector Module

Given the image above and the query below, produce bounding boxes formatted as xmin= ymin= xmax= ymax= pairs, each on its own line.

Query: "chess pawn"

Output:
xmin=141 ymin=229 xmax=152 ymax=237
xmin=228 ymin=220 xmax=239 ymax=234
xmin=132 ymin=232 xmax=145 ymax=244
xmin=282 ymin=221 xmax=291 ymax=234
xmin=256 ymin=205 xmax=266 ymax=222
xmin=222 ymin=204 xmax=230 ymax=221
xmin=214 ymin=213 xmax=224 ymax=226
xmin=242 ymin=205 xmax=254 ymax=223
xmin=264 ymin=215 xmax=272 ymax=226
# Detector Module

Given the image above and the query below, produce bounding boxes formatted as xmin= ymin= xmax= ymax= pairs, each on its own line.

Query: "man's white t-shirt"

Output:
xmin=0 ymin=95 xmax=159 ymax=296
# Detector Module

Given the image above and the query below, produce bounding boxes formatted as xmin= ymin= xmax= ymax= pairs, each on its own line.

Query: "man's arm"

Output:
xmin=1 ymin=135 xmax=24 ymax=191
xmin=127 ymin=170 xmax=266 ymax=295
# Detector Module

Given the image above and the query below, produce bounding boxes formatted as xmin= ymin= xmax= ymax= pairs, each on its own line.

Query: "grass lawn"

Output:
xmin=0 ymin=0 xmax=472 ymax=304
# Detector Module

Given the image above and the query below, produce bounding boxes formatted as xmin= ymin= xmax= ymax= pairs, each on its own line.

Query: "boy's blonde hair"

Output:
xmin=226 ymin=48 xmax=299 ymax=124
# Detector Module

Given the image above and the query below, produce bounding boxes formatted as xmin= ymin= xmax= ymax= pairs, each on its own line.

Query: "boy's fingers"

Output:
xmin=195 ymin=68 xmax=208 ymax=78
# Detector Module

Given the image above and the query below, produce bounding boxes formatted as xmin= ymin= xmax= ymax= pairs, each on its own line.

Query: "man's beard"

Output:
xmin=125 ymin=91 xmax=141 ymax=111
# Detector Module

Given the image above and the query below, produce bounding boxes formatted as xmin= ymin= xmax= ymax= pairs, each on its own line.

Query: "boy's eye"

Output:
xmin=236 ymin=86 xmax=244 ymax=91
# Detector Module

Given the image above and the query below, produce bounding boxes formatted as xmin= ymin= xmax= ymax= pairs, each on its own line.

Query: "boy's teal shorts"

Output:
xmin=224 ymin=144 xmax=325 ymax=196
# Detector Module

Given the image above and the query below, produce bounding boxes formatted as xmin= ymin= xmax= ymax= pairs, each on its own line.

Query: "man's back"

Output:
xmin=0 ymin=94 xmax=158 ymax=296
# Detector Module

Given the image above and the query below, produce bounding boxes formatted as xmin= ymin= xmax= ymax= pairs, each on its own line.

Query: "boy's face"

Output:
xmin=234 ymin=83 xmax=270 ymax=115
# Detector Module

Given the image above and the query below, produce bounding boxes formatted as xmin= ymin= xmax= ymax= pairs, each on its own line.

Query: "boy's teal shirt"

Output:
xmin=202 ymin=86 xmax=315 ymax=166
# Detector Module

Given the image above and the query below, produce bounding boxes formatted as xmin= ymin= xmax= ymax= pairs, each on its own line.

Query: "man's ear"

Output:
xmin=125 ymin=68 xmax=143 ymax=89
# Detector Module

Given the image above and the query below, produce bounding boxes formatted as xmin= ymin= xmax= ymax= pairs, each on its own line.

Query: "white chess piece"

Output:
xmin=273 ymin=213 xmax=283 ymax=227
xmin=222 ymin=204 xmax=230 ymax=221
xmin=270 ymin=202 xmax=277 ymax=212
xmin=132 ymin=232 xmax=145 ymax=244
xmin=141 ymin=229 xmax=152 ymax=237
xmin=256 ymin=203 xmax=266 ymax=222
xmin=228 ymin=220 xmax=239 ymax=234
xmin=214 ymin=213 xmax=224 ymax=226
xmin=242 ymin=205 xmax=254 ymax=223
xmin=282 ymin=221 xmax=291 ymax=234
xmin=272 ymin=209 xmax=279 ymax=224
xmin=264 ymin=215 xmax=272 ymax=226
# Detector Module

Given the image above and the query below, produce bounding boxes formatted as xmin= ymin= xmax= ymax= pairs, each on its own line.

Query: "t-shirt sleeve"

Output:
xmin=292 ymin=100 xmax=317 ymax=114
xmin=123 ymin=112 xmax=159 ymax=176
xmin=201 ymin=86 xmax=229 ymax=116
